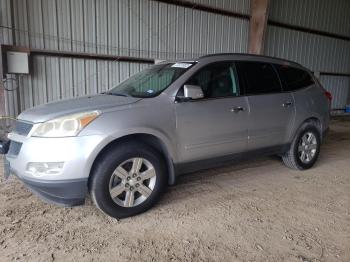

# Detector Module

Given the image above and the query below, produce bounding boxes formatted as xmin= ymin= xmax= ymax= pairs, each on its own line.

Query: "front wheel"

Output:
xmin=282 ymin=124 xmax=321 ymax=170
xmin=89 ymin=142 xmax=167 ymax=219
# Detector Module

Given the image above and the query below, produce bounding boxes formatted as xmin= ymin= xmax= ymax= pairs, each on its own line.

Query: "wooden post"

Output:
xmin=248 ymin=0 xmax=270 ymax=54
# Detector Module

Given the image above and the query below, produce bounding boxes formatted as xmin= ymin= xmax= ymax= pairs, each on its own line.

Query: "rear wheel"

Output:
xmin=282 ymin=123 xmax=321 ymax=170
xmin=89 ymin=142 xmax=167 ymax=219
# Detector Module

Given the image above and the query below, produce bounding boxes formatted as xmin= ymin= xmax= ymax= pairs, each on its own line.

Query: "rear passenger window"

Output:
xmin=274 ymin=64 xmax=314 ymax=91
xmin=236 ymin=62 xmax=282 ymax=95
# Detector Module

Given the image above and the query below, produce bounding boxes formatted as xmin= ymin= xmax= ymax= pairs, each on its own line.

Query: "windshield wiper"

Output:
xmin=104 ymin=92 xmax=130 ymax=97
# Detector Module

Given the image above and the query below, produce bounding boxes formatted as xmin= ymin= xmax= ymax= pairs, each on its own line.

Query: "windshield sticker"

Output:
xmin=171 ymin=63 xmax=192 ymax=68
xmin=146 ymin=89 xmax=154 ymax=94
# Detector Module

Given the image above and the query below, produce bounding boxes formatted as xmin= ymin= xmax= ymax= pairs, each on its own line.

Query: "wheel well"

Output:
xmin=293 ymin=117 xmax=322 ymax=141
xmin=89 ymin=134 xmax=176 ymax=187
xmin=304 ymin=117 xmax=322 ymax=134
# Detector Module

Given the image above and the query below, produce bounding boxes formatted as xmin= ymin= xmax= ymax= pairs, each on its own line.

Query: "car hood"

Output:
xmin=18 ymin=94 xmax=142 ymax=123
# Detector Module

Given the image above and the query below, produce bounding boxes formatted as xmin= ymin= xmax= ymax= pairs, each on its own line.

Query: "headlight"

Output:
xmin=31 ymin=111 xmax=100 ymax=137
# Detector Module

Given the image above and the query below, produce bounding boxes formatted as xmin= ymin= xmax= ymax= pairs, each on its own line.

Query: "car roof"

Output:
xmin=196 ymin=53 xmax=306 ymax=70
xmin=165 ymin=53 xmax=308 ymax=72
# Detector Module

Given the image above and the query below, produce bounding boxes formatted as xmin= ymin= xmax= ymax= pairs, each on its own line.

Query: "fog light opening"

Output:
xmin=26 ymin=162 xmax=64 ymax=177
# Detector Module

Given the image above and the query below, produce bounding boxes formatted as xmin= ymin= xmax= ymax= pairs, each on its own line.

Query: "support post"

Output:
xmin=248 ymin=0 xmax=270 ymax=54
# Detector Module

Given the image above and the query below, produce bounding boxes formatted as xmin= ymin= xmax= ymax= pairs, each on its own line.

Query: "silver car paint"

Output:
xmin=7 ymin=53 xmax=330 ymax=188
xmin=175 ymin=96 xmax=250 ymax=162
xmin=246 ymin=92 xmax=295 ymax=150
xmin=17 ymin=94 xmax=142 ymax=123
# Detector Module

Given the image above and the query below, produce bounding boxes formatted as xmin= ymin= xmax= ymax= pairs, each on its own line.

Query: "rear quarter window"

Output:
xmin=274 ymin=64 xmax=315 ymax=92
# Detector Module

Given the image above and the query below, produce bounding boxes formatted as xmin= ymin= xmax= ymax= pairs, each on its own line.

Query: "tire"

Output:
xmin=89 ymin=142 xmax=167 ymax=219
xmin=282 ymin=123 xmax=321 ymax=170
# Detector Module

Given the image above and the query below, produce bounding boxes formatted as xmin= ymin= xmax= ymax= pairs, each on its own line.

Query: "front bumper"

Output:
xmin=10 ymin=166 xmax=87 ymax=206
xmin=4 ymin=133 xmax=112 ymax=206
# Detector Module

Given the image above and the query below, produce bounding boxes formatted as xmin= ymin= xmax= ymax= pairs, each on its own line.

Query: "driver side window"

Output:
xmin=185 ymin=62 xmax=239 ymax=99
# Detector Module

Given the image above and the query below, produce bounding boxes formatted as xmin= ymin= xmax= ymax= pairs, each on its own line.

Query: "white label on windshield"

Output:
xmin=171 ymin=63 xmax=192 ymax=68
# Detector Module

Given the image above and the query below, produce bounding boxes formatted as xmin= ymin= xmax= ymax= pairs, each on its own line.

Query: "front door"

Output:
xmin=175 ymin=61 xmax=249 ymax=162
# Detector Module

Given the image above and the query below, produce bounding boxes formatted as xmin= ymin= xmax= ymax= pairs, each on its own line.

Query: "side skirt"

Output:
xmin=174 ymin=144 xmax=290 ymax=175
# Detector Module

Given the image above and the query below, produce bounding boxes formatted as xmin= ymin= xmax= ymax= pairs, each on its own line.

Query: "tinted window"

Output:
xmin=274 ymin=64 xmax=314 ymax=91
xmin=185 ymin=62 xmax=239 ymax=98
xmin=236 ymin=62 xmax=282 ymax=95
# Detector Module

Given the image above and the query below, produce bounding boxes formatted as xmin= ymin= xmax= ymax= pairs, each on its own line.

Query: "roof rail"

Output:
xmin=198 ymin=53 xmax=303 ymax=67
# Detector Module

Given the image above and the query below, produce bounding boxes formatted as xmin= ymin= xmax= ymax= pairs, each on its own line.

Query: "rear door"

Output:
xmin=236 ymin=61 xmax=295 ymax=150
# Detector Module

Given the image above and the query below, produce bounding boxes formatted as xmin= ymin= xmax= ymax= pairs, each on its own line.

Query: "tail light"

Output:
xmin=324 ymin=91 xmax=332 ymax=101
xmin=313 ymin=75 xmax=332 ymax=102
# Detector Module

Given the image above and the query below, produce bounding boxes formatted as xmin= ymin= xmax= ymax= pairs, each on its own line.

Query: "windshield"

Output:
xmin=108 ymin=62 xmax=194 ymax=98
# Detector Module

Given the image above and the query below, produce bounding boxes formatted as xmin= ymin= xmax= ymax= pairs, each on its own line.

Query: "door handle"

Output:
xmin=282 ymin=101 xmax=293 ymax=107
xmin=230 ymin=106 xmax=244 ymax=113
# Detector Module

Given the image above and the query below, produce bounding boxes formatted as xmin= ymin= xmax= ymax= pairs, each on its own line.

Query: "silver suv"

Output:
xmin=2 ymin=54 xmax=331 ymax=218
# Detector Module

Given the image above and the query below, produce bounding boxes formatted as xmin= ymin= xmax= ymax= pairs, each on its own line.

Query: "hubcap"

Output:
xmin=109 ymin=158 xmax=156 ymax=207
xmin=298 ymin=132 xmax=317 ymax=164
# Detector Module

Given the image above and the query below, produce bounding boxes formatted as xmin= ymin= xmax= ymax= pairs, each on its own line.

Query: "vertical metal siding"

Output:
xmin=96 ymin=0 xmax=108 ymax=55
xmin=119 ymin=0 xmax=130 ymax=56
xmin=45 ymin=56 xmax=60 ymax=102
xmin=59 ymin=57 xmax=74 ymax=99
xmin=32 ymin=56 xmax=47 ymax=106
xmin=42 ymin=0 xmax=58 ymax=50
xmin=2 ymin=0 xmax=250 ymax=117
xmin=0 ymin=0 xmax=13 ymax=45
xmin=13 ymin=0 xmax=30 ymax=46
xmin=71 ymin=0 xmax=84 ymax=52
xmin=5 ymin=0 xmax=249 ymax=57
xmin=319 ymin=75 xmax=350 ymax=111
xmin=188 ymin=0 xmax=250 ymax=15
xmin=84 ymin=0 xmax=96 ymax=53
xmin=3 ymin=78 xmax=18 ymax=117
xmin=269 ymin=0 xmax=350 ymax=37
xmin=167 ymin=4 xmax=177 ymax=60
xmin=56 ymin=0 xmax=72 ymax=51
xmin=265 ymin=26 xmax=350 ymax=73
xmin=27 ymin=0 xmax=45 ymax=49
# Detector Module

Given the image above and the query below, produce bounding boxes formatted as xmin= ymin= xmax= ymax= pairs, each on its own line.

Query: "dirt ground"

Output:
xmin=0 ymin=119 xmax=349 ymax=262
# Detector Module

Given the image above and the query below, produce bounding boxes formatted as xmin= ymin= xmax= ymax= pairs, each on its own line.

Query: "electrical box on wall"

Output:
xmin=6 ymin=51 xmax=30 ymax=74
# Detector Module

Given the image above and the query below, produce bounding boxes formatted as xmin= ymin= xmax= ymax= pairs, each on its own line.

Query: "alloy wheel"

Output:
xmin=298 ymin=132 xmax=318 ymax=164
xmin=108 ymin=158 xmax=156 ymax=207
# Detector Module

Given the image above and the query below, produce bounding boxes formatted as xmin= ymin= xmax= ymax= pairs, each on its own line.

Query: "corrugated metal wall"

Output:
xmin=266 ymin=0 xmax=350 ymax=111
xmin=1 ymin=0 xmax=249 ymax=117
xmin=319 ymin=75 xmax=350 ymax=110
xmin=4 ymin=0 xmax=250 ymax=58
xmin=265 ymin=26 xmax=350 ymax=73
xmin=269 ymin=0 xmax=350 ymax=38
xmin=187 ymin=0 xmax=250 ymax=14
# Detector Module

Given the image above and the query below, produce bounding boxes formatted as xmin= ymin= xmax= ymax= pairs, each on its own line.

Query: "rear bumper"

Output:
xmin=10 ymin=166 xmax=87 ymax=206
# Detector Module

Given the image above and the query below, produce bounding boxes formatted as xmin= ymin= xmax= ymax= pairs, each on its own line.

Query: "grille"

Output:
xmin=7 ymin=141 xmax=22 ymax=156
xmin=14 ymin=121 xmax=33 ymax=136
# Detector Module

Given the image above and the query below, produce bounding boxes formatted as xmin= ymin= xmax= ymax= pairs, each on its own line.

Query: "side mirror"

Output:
xmin=183 ymin=85 xmax=204 ymax=100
